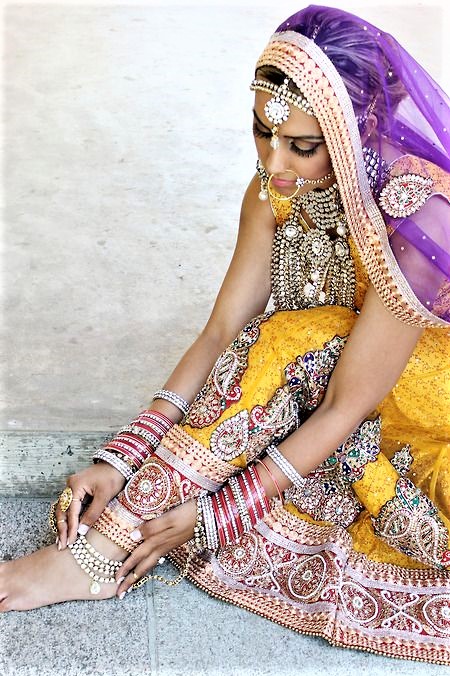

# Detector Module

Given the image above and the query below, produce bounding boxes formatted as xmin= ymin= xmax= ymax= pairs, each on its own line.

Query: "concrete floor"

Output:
xmin=1 ymin=497 xmax=449 ymax=676
xmin=1 ymin=3 xmax=449 ymax=675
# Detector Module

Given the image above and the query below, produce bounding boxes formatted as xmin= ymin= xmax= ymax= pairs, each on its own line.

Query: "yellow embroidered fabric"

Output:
xmin=183 ymin=301 xmax=450 ymax=570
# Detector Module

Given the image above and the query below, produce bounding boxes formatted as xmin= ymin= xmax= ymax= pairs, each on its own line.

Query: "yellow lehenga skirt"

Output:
xmin=165 ymin=306 xmax=450 ymax=664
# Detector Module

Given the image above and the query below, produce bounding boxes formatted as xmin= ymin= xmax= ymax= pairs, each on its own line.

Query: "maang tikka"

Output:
xmin=250 ymin=78 xmax=314 ymax=150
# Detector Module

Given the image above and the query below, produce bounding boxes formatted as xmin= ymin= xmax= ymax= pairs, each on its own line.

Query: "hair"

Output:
xmin=256 ymin=9 xmax=406 ymax=135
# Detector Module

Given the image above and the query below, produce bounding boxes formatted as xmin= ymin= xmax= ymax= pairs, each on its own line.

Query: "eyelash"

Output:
xmin=252 ymin=124 xmax=320 ymax=157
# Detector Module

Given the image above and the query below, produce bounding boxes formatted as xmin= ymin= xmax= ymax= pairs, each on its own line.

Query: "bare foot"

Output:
xmin=0 ymin=529 xmax=129 ymax=611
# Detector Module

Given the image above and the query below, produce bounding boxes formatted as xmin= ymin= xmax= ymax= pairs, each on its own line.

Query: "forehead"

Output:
xmin=253 ymin=90 xmax=323 ymax=137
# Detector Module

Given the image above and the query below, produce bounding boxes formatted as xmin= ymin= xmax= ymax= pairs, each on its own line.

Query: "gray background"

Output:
xmin=1 ymin=0 xmax=448 ymax=433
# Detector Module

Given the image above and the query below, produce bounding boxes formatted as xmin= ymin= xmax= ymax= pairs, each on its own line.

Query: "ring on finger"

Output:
xmin=57 ymin=519 xmax=67 ymax=524
xmin=132 ymin=571 xmax=139 ymax=581
xmin=58 ymin=487 xmax=73 ymax=512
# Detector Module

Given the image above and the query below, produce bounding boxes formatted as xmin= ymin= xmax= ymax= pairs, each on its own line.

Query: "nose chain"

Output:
xmin=271 ymin=184 xmax=356 ymax=310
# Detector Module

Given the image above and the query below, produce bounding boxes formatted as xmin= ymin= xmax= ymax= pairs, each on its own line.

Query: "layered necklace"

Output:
xmin=270 ymin=180 xmax=356 ymax=310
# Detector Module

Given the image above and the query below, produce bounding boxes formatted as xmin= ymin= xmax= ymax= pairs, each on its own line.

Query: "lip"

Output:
xmin=271 ymin=177 xmax=297 ymax=188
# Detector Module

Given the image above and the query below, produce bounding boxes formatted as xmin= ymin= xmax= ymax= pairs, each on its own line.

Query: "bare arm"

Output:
xmin=259 ymin=284 xmax=424 ymax=495
xmin=151 ymin=173 xmax=276 ymax=419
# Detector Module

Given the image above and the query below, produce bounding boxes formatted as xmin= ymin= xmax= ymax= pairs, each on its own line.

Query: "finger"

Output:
xmin=117 ymin=554 xmax=157 ymax=599
xmin=66 ymin=494 xmax=85 ymax=546
xmin=55 ymin=503 xmax=69 ymax=550
xmin=77 ymin=491 xmax=111 ymax=536
xmin=116 ymin=541 xmax=154 ymax=596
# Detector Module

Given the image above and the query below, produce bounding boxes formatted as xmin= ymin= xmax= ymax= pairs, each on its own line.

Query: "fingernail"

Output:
xmin=77 ymin=524 xmax=89 ymax=536
xmin=130 ymin=529 xmax=142 ymax=542
xmin=126 ymin=587 xmax=133 ymax=594
xmin=117 ymin=576 xmax=125 ymax=584
xmin=118 ymin=591 xmax=126 ymax=600
xmin=57 ymin=541 xmax=62 ymax=551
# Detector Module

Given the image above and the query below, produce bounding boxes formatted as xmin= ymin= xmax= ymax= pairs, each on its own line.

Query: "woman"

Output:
xmin=1 ymin=4 xmax=449 ymax=665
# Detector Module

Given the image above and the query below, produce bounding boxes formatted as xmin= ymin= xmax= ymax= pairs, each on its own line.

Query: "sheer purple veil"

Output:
xmin=274 ymin=6 xmax=450 ymax=323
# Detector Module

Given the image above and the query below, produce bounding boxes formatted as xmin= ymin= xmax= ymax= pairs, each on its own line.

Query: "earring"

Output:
xmin=256 ymin=159 xmax=269 ymax=201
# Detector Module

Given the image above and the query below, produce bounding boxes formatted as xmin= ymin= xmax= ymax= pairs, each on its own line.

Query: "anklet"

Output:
xmin=68 ymin=535 xmax=123 ymax=595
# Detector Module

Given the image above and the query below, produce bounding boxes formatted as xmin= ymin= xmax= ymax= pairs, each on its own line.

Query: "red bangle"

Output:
xmin=255 ymin=458 xmax=283 ymax=503
xmin=117 ymin=433 xmax=153 ymax=458
xmin=211 ymin=494 xmax=227 ymax=548
xmin=104 ymin=441 xmax=143 ymax=466
xmin=224 ymin=484 xmax=243 ymax=535
xmin=217 ymin=489 xmax=235 ymax=543
xmin=237 ymin=471 xmax=259 ymax=525
xmin=246 ymin=467 xmax=265 ymax=519
xmin=249 ymin=465 xmax=270 ymax=514
xmin=135 ymin=409 xmax=173 ymax=430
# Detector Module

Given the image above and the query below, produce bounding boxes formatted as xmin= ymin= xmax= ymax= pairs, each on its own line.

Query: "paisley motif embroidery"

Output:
xmin=285 ymin=335 xmax=347 ymax=411
xmin=283 ymin=416 xmax=381 ymax=527
xmin=185 ymin=312 xmax=273 ymax=428
xmin=379 ymin=173 xmax=433 ymax=218
xmin=210 ymin=386 xmax=298 ymax=463
xmin=334 ymin=416 xmax=381 ymax=484
xmin=372 ymin=477 xmax=450 ymax=568
xmin=391 ymin=444 xmax=413 ymax=476
xmin=210 ymin=410 xmax=250 ymax=461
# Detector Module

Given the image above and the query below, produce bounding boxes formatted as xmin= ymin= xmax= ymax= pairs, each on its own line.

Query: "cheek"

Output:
xmin=254 ymin=136 xmax=268 ymax=158
xmin=293 ymin=150 xmax=333 ymax=176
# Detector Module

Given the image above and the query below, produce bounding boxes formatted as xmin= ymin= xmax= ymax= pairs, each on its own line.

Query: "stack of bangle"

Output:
xmin=209 ymin=465 xmax=271 ymax=548
xmin=265 ymin=443 xmax=307 ymax=490
xmin=93 ymin=409 xmax=173 ymax=478
xmin=153 ymin=389 xmax=190 ymax=417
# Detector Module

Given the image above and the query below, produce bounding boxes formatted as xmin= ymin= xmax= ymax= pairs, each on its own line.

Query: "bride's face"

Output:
xmin=253 ymin=89 xmax=334 ymax=196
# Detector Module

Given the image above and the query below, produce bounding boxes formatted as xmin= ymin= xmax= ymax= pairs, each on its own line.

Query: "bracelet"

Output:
xmin=228 ymin=476 xmax=252 ymax=533
xmin=247 ymin=465 xmax=270 ymax=519
xmin=265 ymin=444 xmax=307 ymax=490
xmin=199 ymin=494 xmax=219 ymax=551
xmin=193 ymin=498 xmax=208 ymax=553
xmin=255 ymin=458 xmax=283 ymax=503
xmin=238 ymin=471 xmax=259 ymax=526
xmin=93 ymin=449 xmax=134 ymax=480
xmin=117 ymin=425 xmax=161 ymax=450
xmin=153 ymin=389 xmax=190 ymax=416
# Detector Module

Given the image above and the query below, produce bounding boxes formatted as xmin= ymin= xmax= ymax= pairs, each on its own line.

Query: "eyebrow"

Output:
xmin=252 ymin=109 xmax=324 ymax=142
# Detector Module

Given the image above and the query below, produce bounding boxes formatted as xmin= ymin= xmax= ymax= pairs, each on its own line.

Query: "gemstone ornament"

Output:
xmin=379 ymin=173 xmax=433 ymax=218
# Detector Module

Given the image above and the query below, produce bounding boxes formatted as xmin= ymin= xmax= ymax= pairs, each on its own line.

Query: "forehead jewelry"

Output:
xmin=250 ymin=78 xmax=314 ymax=150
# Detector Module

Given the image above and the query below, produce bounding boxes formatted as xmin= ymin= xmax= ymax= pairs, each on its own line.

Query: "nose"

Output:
xmin=264 ymin=143 xmax=292 ymax=176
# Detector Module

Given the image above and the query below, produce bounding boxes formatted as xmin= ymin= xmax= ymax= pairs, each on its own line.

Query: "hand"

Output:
xmin=55 ymin=462 xmax=126 ymax=549
xmin=115 ymin=499 xmax=197 ymax=598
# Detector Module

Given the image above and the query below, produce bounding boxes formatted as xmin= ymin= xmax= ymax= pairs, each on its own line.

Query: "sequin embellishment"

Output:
xmin=391 ymin=444 xmax=413 ymax=476
xmin=379 ymin=173 xmax=433 ymax=218
xmin=285 ymin=335 xmax=347 ymax=411
xmin=372 ymin=477 xmax=450 ymax=568
xmin=122 ymin=457 xmax=180 ymax=519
